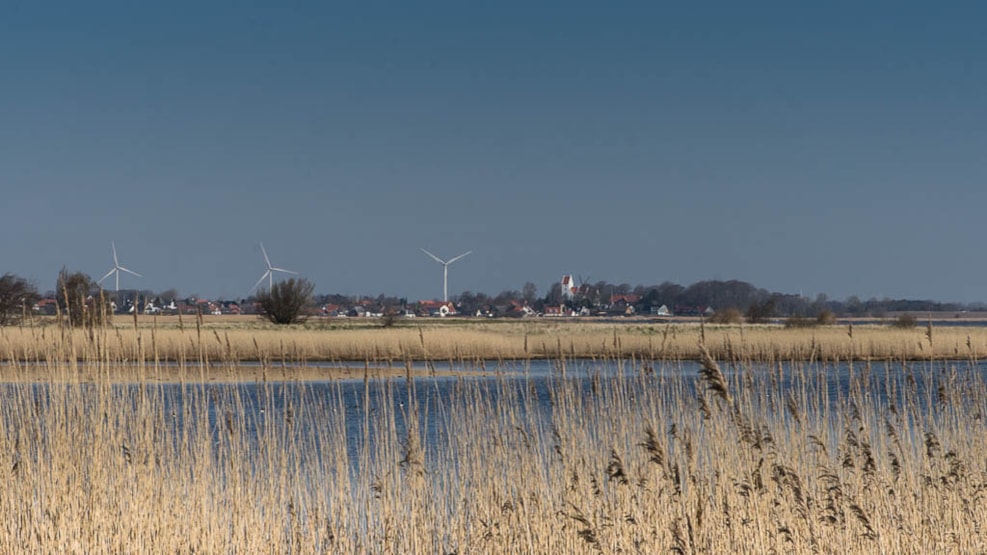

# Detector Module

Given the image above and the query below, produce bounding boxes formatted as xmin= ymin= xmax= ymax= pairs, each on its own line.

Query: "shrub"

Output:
xmin=708 ymin=307 xmax=742 ymax=324
xmin=0 ymin=273 xmax=40 ymax=326
xmin=816 ymin=308 xmax=837 ymax=325
xmin=257 ymin=278 xmax=315 ymax=325
xmin=891 ymin=313 xmax=917 ymax=329
xmin=784 ymin=315 xmax=816 ymax=329
xmin=380 ymin=309 xmax=399 ymax=329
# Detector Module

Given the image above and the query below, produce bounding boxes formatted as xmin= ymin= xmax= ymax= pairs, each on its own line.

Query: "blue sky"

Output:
xmin=2 ymin=2 xmax=986 ymax=302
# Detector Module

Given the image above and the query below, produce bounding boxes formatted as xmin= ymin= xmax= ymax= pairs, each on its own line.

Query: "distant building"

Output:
xmin=33 ymin=298 xmax=58 ymax=316
xmin=609 ymin=294 xmax=641 ymax=305
xmin=674 ymin=305 xmax=715 ymax=317
xmin=561 ymin=275 xmax=578 ymax=300
xmin=652 ymin=304 xmax=670 ymax=316
xmin=544 ymin=304 xmax=578 ymax=317
xmin=418 ymin=300 xmax=456 ymax=317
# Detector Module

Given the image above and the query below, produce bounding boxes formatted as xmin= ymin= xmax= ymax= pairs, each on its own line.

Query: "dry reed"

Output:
xmin=0 ymin=319 xmax=984 ymax=552
xmin=3 ymin=318 xmax=987 ymax=364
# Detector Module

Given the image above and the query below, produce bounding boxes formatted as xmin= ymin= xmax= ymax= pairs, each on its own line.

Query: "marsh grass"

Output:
xmin=0 ymin=320 xmax=986 ymax=552
xmin=4 ymin=318 xmax=987 ymax=363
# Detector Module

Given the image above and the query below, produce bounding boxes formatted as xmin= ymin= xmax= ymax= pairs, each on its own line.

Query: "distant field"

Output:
xmin=3 ymin=314 xmax=985 ymax=365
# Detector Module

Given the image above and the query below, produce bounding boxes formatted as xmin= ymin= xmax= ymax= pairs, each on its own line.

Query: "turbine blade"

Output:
xmin=260 ymin=243 xmax=272 ymax=269
xmin=98 ymin=268 xmax=116 ymax=284
xmin=119 ymin=266 xmax=142 ymax=277
xmin=112 ymin=242 xmax=119 ymax=265
xmin=420 ymin=248 xmax=445 ymax=264
xmin=446 ymin=250 xmax=472 ymax=264
xmin=251 ymin=271 xmax=270 ymax=293
xmin=271 ymin=267 xmax=298 ymax=275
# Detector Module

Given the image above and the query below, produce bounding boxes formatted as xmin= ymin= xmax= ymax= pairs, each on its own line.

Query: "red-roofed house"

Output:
xmin=418 ymin=300 xmax=456 ymax=317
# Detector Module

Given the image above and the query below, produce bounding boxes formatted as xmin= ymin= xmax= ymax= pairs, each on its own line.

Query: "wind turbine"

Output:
xmin=97 ymin=242 xmax=141 ymax=291
xmin=251 ymin=243 xmax=297 ymax=293
xmin=420 ymin=248 xmax=471 ymax=303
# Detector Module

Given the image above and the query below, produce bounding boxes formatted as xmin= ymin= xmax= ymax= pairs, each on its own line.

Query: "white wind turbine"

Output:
xmin=251 ymin=243 xmax=298 ymax=293
xmin=98 ymin=242 xmax=141 ymax=291
xmin=420 ymin=248 xmax=471 ymax=303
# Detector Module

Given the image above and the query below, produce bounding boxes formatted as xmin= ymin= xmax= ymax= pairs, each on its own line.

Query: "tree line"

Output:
xmin=0 ymin=269 xmax=315 ymax=327
xmin=452 ymin=279 xmax=976 ymax=320
xmin=0 ymin=268 xmax=980 ymax=327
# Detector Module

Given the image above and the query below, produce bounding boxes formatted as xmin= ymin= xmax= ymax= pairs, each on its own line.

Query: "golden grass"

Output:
xmin=1 ymin=323 xmax=986 ymax=552
xmin=2 ymin=316 xmax=986 ymax=364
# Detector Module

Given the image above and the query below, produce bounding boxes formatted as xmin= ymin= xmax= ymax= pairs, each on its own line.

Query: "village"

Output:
xmin=29 ymin=274 xmax=716 ymax=321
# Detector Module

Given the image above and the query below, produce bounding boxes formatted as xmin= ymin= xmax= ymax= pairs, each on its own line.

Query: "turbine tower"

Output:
xmin=97 ymin=242 xmax=141 ymax=291
xmin=252 ymin=243 xmax=298 ymax=293
xmin=420 ymin=248 xmax=471 ymax=303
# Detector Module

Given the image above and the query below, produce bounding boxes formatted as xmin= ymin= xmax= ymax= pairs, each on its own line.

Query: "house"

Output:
xmin=177 ymin=298 xmax=225 ymax=316
xmin=321 ymin=304 xmax=343 ymax=317
xmin=418 ymin=300 xmax=456 ymax=317
xmin=33 ymin=298 xmax=58 ymax=316
xmin=543 ymin=305 xmax=563 ymax=317
xmin=174 ymin=299 xmax=204 ymax=315
xmin=497 ymin=300 xmax=533 ymax=318
xmin=609 ymin=294 xmax=641 ymax=305
xmin=543 ymin=304 xmax=576 ymax=317
xmin=651 ymin=304 xmax=671 ymax=316
xmin=607 ymin=294 xmax=641 ymax=317
xmin=674 ymin=305 xmax=715 ymax=317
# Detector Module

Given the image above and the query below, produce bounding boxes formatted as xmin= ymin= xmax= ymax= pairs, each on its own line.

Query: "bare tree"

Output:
xmin=746 ymin=296 xmax=777 ymax=324
xmin=256 ymin=278 xmax=315 ymax=325
xmin=57 ymin=267 xmax=111 ymax=328
xmin=522 ymin=281 xmax=538 ymax=304
xmin=0 ymin=274 xmax=40 ymax=326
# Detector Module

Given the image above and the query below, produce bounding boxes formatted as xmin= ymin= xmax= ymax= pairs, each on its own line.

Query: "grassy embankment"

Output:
xmin=0 ymin=318 xmax=984 ymax=552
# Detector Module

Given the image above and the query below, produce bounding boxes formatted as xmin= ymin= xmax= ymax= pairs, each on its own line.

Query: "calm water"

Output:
xmin=150 ymin=358 xmax=987 ymax=451
xmin=14 ymin=358 xmax=987 ymax=465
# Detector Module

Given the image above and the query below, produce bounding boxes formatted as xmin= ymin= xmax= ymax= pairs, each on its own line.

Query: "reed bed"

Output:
xmin=2 ymin=318 xmax=986 ymax=363
xmin=0 ymin=320 xmax=985 ymax=552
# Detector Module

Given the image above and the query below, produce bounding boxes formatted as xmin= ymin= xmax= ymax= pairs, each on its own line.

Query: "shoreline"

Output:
xmin=0 ymin=363 xmax=508 ymax=384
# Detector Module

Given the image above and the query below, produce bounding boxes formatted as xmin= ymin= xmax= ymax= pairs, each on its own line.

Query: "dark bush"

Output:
xmin=746 ymin=298 xmax=777 ymax=324
xmin=380 ymin=309 xmax=399 ymax=328
xmin=57 ymin=268 xmax=111 ymax=328
xmin=816 ymin=309 xmax=837 ymax=325
xmin=891 ymin=313 xmax=917 ymax=329
xmin=784 ymin=315 xmax=817 ymax=329
xmin=0 ymin=273 xmax=40 ymax=326
xmin=257 ymin=278 xmax=315 ymax=325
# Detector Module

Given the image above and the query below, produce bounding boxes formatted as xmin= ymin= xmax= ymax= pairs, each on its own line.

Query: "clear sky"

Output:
xmin=2 ymin=2 xmax=985 ymax=303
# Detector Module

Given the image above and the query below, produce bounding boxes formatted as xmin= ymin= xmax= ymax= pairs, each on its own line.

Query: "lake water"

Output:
xmin=14 ymin=357 xmax=987 ymax=468
xmin=108 ymin=357 xmax=984 ymax=463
